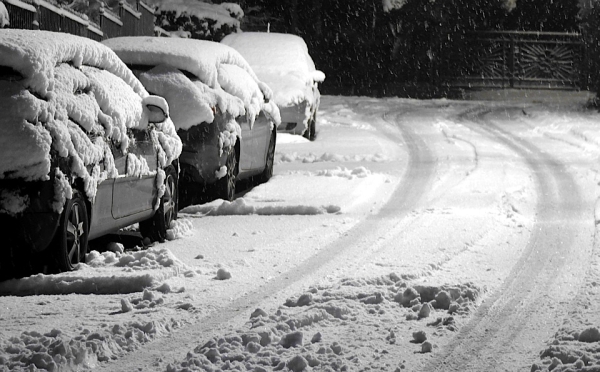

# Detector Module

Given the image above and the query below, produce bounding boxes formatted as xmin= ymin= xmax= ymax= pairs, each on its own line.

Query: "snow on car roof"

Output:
xmin=103 ymin=36 xmax=280 ymax=129
xmin=221 ymin=32 xmax=325 ymax=107
xmin=103 ymin=36 xmax=255 ymax=91
xmin=0 ymin=29 xmax=145 ymax=97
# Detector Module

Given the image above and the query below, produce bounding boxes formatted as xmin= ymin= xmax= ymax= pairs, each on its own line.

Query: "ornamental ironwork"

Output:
xmin=445 ymin=31 xmax=584 ymax=89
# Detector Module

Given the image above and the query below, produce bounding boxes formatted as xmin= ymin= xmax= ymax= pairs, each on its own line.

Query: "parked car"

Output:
xmin=103 ymin=37 xmax=281 ymax=206
xmin=221 ymin=32 xmax=325 ymax=141
xmin=0 ymin=30 xmax=183 ymax=279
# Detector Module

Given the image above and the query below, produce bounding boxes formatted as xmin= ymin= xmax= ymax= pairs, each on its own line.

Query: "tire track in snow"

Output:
xmin=426 ymin=105 xmax=592 ymax=371
xmin=436 ymin=117 xmax=480 ymax=178
xmin=94 ymin=109 xmax=438 ymax=372
xmin=384 ymin=106 xmax=481 ymax=209
xmin=343 ymin=106 xmax=493 ymax=281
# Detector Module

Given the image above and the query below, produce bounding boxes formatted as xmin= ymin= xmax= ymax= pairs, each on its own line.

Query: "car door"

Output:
xmin=251 ymin=112 xmax=272 ymax=170
xmin=237 ymin=117 xmax=255 ymax=171
xmin=111 ymin=128 xmax=157 ymax=219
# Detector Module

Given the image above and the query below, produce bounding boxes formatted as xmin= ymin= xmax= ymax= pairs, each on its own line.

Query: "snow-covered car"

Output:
xmin=103 ymin=36 xmax=280 ymax=205
xmin=0 ymin=30 xmax=183 ymax=279
xmin=221 ymin=32 xmax=325 ymax=141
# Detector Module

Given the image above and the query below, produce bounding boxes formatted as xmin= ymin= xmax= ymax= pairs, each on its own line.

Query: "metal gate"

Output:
xmin=445 ymin=31 xmax=584 ymax=89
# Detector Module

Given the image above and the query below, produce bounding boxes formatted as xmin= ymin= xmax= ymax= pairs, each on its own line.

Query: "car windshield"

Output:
xmin=127 ymin=63 xmax=198 ymax=81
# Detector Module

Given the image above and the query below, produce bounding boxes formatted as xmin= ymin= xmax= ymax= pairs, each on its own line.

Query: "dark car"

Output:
xmin=0 ymin=30 xmax=183 ymax=279
xmin=103 ymin=37 xmax=281 ymax=206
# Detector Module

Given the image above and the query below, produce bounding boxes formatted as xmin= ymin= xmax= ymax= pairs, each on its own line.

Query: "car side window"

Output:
xmin=236 ymin=116 xmax=252 ymax=131
xmin=127 ymin=127 xmax=158 ymax=172
xmin=0 ymin=65 xmax=23 ymax=82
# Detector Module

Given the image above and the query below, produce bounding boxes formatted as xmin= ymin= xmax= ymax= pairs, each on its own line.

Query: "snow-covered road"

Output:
xmin=2 ymin=92 xmax=600 ymax=372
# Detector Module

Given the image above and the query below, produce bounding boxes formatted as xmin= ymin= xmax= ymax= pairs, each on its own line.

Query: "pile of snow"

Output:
xmin=221 ymin=32 xmax=325 ymax=109
xmin=534 ymin=327 xmax=600 ymax=371
xmin=276 ymin=151 xmax=389 ymax=164
xmin=181 ymin=197 xmax=341 ymax=216
xmin=0 ymin=246 xmax=196 ymax=296
xmin=0 ymin=308 xmax=183 ymax=371
xmin=315 ymin=166 xmax=371 ymax=179
xmin=0 ymin=30 xmax=181 ymax=212
xmin=166 ymin=274 xmax=482 ymax=372
xmin=103 ymin=37 xmax=280 ymax=151
xmin=166 ymin=217 xmax=195 ymax=241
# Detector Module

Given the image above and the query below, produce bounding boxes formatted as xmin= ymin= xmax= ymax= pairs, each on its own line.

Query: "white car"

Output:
xmin=0 ymin=30 xmax=182 ymax=278
xmin=221 ymin=32 xmax=325 ymax=141
xmin=103 ymin=37 xmax=281 ymax=206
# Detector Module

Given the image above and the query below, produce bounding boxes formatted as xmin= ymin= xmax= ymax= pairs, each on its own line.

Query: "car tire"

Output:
xmin=140 ymin=165 xmax=178 ymax=243
xmin=256 ymin=130 xmax=276 ymax=184
xmin=303 ymin=114 xmax=317 ymax=141
xmin=215 ymin=146 xmax=237 ymax=201
xmin=51 ymin=190 xmax=89 ymax=273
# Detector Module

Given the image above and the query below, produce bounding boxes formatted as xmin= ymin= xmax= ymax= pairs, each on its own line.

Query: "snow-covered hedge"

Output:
xmin=148 ymin=0 xmax=242 ymax=41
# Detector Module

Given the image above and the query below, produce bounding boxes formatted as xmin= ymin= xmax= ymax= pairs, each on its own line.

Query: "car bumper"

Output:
xmin=277 ymin=102 xmax=310 ymax=135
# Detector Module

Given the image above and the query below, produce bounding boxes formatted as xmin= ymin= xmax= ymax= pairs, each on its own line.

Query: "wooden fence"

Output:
xmin=1 ymin=0 xmax=155 ymax=41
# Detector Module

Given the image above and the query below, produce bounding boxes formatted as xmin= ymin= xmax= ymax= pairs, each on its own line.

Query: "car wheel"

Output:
xmin=215 ymin=147 xmax=237 ymax=201
xmin=140 ymin=165 xmax=178 ymax=243
xmin=303 ymin=114 xmax=317 ymax=141
xmin=51 ymin=190 xmax=89 ymax=273
xmin=308 ymin=113 xmax=317 ymax=141
xmin=257 ymin=130 xmax=276 ymax=184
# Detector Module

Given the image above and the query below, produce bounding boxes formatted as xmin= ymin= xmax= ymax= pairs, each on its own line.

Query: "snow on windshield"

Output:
xmin=0 ymin=30 xmax=181 ymax=213
xmin=221 ymin=32 xmax=325 ymax=108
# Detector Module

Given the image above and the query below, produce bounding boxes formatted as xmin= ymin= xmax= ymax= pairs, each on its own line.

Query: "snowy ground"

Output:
xmin=1 ymin=92 xmax=600 ymax=372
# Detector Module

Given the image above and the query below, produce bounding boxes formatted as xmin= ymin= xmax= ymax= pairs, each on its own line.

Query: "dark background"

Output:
xmin=225 ymin=0 xmax=585 ymax=96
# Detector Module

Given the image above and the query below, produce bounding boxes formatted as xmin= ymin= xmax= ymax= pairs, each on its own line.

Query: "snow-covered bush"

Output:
xmin=148 ymin=0 xmax=242 ymax=41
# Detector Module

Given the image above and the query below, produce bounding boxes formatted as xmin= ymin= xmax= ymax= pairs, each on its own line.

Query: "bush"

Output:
xmin=387 ymin=0 xmax=512 ymax=84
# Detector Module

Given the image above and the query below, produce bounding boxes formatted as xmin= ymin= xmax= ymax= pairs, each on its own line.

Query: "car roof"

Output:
xmin=221 ymin=32 xmax=317 ymax=76
xmin=103 ymin=36 xmax=259 ymax=90
xmin=0 ymin=29 xmax=146 ymax=97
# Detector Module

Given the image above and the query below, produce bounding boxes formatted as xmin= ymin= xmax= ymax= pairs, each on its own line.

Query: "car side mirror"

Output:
xmin=312 ymin=70 xmax=326 ymax=83
xmin=143 ymin=96 xmax=170 ymax=124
